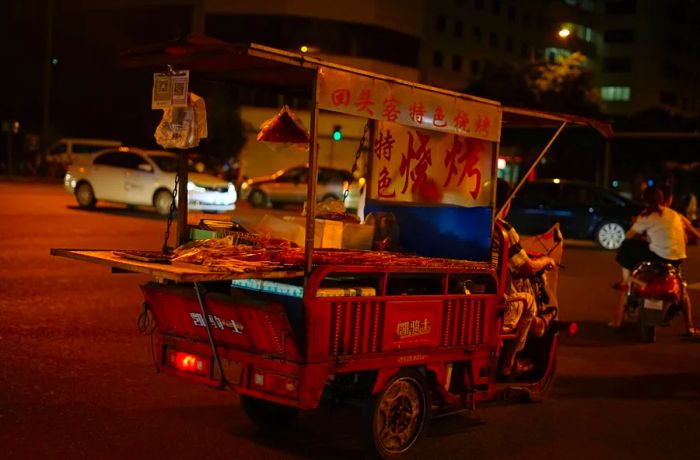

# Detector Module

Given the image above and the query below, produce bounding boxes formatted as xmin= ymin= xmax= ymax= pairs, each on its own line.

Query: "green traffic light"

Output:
xmin=333 ymin=130 xmax=342 ymax=141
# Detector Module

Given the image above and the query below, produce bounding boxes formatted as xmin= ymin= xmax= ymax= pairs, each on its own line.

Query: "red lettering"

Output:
xmin=433 ymin=106 xmax=448 ymax=128
xmin=331 ymin=89 xmax=351 ymax=106
xmin=408 ymin=102 xmax=426 ymax=124
xmin=354 ymin=89 xmax=375 ymax=115
xmin=453 ymin=110 xmax=470 ymax=131
xmin=377 ymin=166 xmax=396 ymax=198
xmin=475 ymin=115 xmax=491 ymax=137
xmin=443 ymin=135 xmax=483 ymax=199
xmin=382 ymin=96 xmax=401 ymax=121
xmin=374 ymin=130 xmax=395 ymax=161
xmin=399 ymin=130 xmax=432 ymax=194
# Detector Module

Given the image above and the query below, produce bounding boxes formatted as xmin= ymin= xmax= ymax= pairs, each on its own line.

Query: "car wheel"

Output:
xmin=248 ymin=189 xmax=269 ymax=208
xmin=595 ymin=221 xmax=626 ymax=250
xmin=75 ymin=182 xmax=96 ymax=209
xmin=153 ymin=189 xmax=174 ymax=216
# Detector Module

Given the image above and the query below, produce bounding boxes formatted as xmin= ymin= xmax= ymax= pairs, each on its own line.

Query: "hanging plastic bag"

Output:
xmin=155 ymin=92 xmax=208 ymax=149
xmin=256 ymin=105 xmax=309 ymax=151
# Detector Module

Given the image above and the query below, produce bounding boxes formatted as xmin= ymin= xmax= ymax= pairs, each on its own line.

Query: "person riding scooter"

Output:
xmin=611 ymin=184 xmax=700 ymax=336
xmin=495 ymin=179 xmax=558 ymax=376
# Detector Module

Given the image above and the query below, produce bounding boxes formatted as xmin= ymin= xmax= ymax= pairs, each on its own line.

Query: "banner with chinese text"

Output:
xmin=369 ymin=121 xmax=495 ymax=207
xmin=317 ymin=67 xmax=502 ymax=142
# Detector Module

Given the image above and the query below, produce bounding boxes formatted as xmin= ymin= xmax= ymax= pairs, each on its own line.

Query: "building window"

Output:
xmin=452 ymin=54 xmax=463 ymax=72
xmin=603 ymin=57 xmax=632 ymax=73
xmin=601 ymin=86 xmax=631 ymax=101
xmin=435 ymin=15 xmax=446 ymax=32
xmin=473 ymin=26 xmax=483 ymax=43
xmin=455 ymin=20 xmax=464 ymax=37
xmin=506 ymin=37 xmax=514 ymax=53
xmin=489 ymin=32 xmax=499 ymax=48
xmin=507 ymin=5 xmax=516 ymax=21
xmin=522 ymin=10 xmax=531 ymax=27
xmin=471 ymin=59 xmax=481 ymax=75
xmin=606 ymin=0 xmax=637 ymax=15
xmin=662 ymin=62 xmax=681 ymax=80
xmin=659 ymin=90 xmax=677 ymax=106
xmin=604 ymin=29 xmax=635 ymax=43
xmin=475 ymin=0 xmax=484 ymax=10
xmin=492 ymin=0 xmax=501 ymax=15
xmin=433 ymin=51 xmax=444 ymax=68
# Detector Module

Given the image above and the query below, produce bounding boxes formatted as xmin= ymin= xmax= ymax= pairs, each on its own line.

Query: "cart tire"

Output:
xmin=75 ymin=182 xmax=96 ymax=209
xmin=248 ymin=189 xmax=269 ymax=208
xmin=363 ymin=369 xmax=431 ymax=459
xmin=240 ymin=395 xmax=298 ymax=429
xmin=153 ymin=189 xmax=174 ymax=216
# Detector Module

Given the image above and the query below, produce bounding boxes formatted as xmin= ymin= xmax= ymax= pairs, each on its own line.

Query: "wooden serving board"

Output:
xmin=50 ymin=249 xmax=304 ymax=282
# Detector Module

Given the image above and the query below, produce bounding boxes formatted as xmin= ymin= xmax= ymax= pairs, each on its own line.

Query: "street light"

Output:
xmin=558 ymin=27 xmax=571 ymax=38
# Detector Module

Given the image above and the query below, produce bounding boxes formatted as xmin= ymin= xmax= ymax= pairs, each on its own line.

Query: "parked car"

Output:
xmin=507 ymin=179 xmax=643 ymax=250
xmin=64 ymin=147 xmax=237 ymax=215
xmin=239 ymin=165 xmax=363 ymax=210
xmin=46 ymin=138 xmax=123 ymax=176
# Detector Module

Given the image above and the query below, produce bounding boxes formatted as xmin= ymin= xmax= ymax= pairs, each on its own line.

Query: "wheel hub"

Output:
xmin=376 ymin=379 xmax=423 ymax=453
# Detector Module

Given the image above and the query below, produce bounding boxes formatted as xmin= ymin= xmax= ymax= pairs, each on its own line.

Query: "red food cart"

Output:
xmin=52 ymin=36 xmax=610 ymax=458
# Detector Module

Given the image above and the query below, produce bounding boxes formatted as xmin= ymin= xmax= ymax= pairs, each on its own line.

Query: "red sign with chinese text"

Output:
xmin=370 ymin=121 xmax=494 ymax=207
xmin=317 ymin=67 xmax=502 ymax=142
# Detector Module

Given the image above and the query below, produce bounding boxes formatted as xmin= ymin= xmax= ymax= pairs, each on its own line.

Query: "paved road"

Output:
xmin=1 ymin=181 xmax=699 ymax=460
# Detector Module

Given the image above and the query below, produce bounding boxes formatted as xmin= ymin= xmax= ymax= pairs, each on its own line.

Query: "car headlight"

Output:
xmin=187 ymin=181 xmax=206 ymax=193
xmin=240 ymin=181 xmax=249 ymax=190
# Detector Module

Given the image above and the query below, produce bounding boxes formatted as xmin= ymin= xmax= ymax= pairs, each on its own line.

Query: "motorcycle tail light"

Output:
xmin=568 ymin=322 xmax=578 ymax=336
xmin=637 ymin=274 xmax=681 ymax=300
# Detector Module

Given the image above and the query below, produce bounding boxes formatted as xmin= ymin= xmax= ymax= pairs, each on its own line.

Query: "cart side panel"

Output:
xmin=142 ymin=283 xmax=303 ymax=362
xmin=305 ymin=294 xmax=498 ymax=363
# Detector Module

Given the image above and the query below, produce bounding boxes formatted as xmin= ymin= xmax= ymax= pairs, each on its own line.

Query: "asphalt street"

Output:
xmin=1 ymin=180 xmax=699 ymax=460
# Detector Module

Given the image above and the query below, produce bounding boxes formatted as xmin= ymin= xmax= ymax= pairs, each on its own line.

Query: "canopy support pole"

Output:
xmin=304 ymin=71 xmax=320 ymax=276
xmin=497 ymin=121 xmax=567 ymax=219
xmin=177 ymin=150 xmax=189 ymax=246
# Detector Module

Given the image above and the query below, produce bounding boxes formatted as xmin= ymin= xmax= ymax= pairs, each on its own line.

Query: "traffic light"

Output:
xmin=332 ymin=125 xmax=343 ymax=141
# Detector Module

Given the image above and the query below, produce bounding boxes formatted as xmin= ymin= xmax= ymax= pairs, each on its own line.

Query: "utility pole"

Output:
xmin=41 ymin=0 xmax=54 ymax=173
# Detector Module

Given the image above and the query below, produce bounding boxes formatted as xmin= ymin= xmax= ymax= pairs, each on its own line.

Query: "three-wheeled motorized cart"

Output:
xmin=52 ymin=36 xmax=610 ymax=458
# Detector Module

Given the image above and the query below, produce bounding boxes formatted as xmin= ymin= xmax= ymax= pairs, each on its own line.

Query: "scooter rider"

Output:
xmin=495 ymin=179 xmax=558 ymax=376
xmin=610 ymin=184 xmax=700 ymax=335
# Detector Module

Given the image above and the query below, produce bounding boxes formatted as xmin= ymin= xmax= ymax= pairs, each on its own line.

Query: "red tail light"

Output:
xmin=637 ymin=274 xmax=682 ymax=300
xmin=251 ymin=368 xmax=298 ymax=399
xmin=568 ymin=322 xmax=578 ymax=336
xmin=166 ymin=350 xmax=208 ymax=375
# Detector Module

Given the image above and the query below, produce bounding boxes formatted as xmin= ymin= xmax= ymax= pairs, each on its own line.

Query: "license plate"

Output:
xmin=643 ymin=298 xmax=664 ymax=310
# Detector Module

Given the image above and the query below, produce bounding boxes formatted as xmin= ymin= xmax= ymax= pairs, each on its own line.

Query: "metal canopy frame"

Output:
xmin=119 ymin=33 xmax=612 ymax=273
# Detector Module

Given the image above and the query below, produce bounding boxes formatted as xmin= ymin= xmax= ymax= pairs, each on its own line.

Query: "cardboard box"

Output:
xmin=282 ymin=216 xmax=374 ymax=249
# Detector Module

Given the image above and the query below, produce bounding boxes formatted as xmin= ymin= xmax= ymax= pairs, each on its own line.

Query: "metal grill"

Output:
xmin=329 ymin=300 xmax=383 ymax=355
xmin=441 ymin=298 xmax=486 ymax=347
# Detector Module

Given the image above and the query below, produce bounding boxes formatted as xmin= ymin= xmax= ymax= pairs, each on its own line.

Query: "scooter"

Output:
xmin=625 ymin=261 xmax=686 ymax=343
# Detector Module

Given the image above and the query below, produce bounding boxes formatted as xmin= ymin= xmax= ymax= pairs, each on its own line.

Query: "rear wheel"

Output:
xmin=153 ymin=189 xmax=174 ymax=216
xmin=240 ymin=395 xmax=298 ymax=429
xmin=75 ymin=182 xmax=96 ymax=209
xmin=248 ymin=189 xmax=268 ymax=208
xmin=595 ymin=221 xmax=626 ymax=250
xmin=363 ymin=370 xmax=431 ymax=459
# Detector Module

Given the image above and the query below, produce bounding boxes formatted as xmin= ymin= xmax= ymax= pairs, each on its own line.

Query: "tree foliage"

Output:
xmin=467 ymin=52 xmax=602 ymax=117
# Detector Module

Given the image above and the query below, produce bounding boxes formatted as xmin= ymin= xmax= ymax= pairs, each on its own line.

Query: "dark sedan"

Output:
xmin=507 ymin=179 xmax=643 ymax=250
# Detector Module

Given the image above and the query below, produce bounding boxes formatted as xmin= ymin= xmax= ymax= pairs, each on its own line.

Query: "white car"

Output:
xmin=64 ymin=147 xmax=237 ymax=215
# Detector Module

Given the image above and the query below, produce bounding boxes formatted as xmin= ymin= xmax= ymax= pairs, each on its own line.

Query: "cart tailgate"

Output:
xmin=141 ymin=283 xmax=302 ymax=361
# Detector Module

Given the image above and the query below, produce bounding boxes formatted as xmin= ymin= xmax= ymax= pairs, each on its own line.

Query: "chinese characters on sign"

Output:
xmin=396 ymin=318 xmax=432 ymax=339
xmin=370 ymin=121 xmax=494 ymax=207
xmin=190 ymin=312 xmax=244 ymax=334
xmin=318 ymin=67 xmax=502 ymax=142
